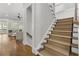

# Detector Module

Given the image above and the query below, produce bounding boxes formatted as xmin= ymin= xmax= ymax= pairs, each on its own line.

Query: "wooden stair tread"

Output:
xmin=55 ymin=26 xmax=72 ymax=28
xmin=40 ymin=49 xmax=64 ymax=56
xmin=57 ymin=18 xmax=72 ymax=21
xmin=56 ymin=23 xmax=72 ymax=25
xmin=57 ymin=22 xmax=72 ymax=24
xmin=40 ymin=50 xmax=54 ymax=56
xmin=38 ymin=17 xmax=76 ymax=56
xmin=48 ymin=39 xmax=70 ymax=46
xmin=54 ymin=23 xmax=72 ymax=26
xmin=51 ymin=30 xmax=77 ymax=33
xmin=53 ymin=27 xmax=72 ymax=29
xmin=54 ymin=26 xmax=72 ymax=28
xmin=48 ymin=39 xmax=78 ymax=48
xmin=50 ymin=34 xmax=72 ymax=39
xmin=56 ymin=22 xmax=72 ymax=24
xmin=57 ymin=20 xmax=72 ymax=23
xmin=57 ymin=17 xmax=73 ymax=21
xmin=45 ymin=44 xmax=69 ymax=56
xmin=53 ymin=28 xmax=72 ymax=31
xmin=53 ymin=30 xmax=72 ymax=32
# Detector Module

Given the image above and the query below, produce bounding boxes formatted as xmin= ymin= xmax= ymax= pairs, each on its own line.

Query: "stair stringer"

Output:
xmin=35 ymin=20 xmax=57 ymax=55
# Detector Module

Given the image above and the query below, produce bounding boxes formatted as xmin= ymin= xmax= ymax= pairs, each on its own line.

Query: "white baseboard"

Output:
xmin=23 ymin=40 xmax=32 ymax=47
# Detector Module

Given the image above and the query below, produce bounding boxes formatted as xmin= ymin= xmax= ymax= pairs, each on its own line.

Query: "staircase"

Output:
xmin=38 ymin=17 xmax=78 ymax=56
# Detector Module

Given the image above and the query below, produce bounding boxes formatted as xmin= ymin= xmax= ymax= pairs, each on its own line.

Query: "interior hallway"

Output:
xmin=0 ymin=34 xmax=33 ymax=56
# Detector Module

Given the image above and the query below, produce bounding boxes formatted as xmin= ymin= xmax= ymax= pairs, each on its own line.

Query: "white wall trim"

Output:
xmin=22 ymin=3 xmax=33 ymax=47
xmin=23 ymin=41 xmax=32 ymax=47
xmin=32 ymin=4 xmax=36 ymax=54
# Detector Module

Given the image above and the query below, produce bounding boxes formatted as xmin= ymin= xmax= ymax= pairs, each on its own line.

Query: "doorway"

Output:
xmin=26 ymin=5 xmax=32 ymax=46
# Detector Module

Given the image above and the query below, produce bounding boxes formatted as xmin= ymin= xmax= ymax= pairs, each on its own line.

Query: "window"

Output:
xmin=0 ymin=21 xmax=8 ymax=30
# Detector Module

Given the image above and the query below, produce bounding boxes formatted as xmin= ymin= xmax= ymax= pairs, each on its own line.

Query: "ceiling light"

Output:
xmin=8 ymin=3 xmax=11 ymax=5
xmin=5 ymin=14 xmax=8 ymax=17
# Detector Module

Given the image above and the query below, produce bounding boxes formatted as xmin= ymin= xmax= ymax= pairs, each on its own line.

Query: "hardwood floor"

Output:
xmin=0 ymin=34 xmax=33 ymax=56
xmin=16 ymin=41 xmax=33 ymax=56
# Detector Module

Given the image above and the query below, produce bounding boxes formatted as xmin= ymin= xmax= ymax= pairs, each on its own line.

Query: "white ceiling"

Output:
xmin=0 ymin=3 xmax=24 ymax=20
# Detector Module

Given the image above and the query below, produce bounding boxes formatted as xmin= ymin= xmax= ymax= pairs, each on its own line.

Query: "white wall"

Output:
xmin=78 ymin=4 xmax=79 ymax=21
xmin=32 ymin=3 xmax=55 ymax=51
xmin=22 ymin=4 xmax=32 ymax=46
xmin=55 ymin=3 xmax=75 ymax=19
xmin=27 ymin=6 xmax=32 ymax=35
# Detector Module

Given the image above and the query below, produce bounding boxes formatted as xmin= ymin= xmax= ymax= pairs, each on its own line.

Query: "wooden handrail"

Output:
xmin=27 ymin=32 xmax=32 ymax=37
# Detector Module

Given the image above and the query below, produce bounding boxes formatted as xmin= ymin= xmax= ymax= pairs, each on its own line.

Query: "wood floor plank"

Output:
xmin=0 ymin=34 xmax=33 ymax=56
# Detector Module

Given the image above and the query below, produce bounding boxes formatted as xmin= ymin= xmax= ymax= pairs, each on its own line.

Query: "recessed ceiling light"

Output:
xmin=5 ymin=14 xmax=8 ymax=17
xmin=8 ymin=3 xmax=11 ymax=5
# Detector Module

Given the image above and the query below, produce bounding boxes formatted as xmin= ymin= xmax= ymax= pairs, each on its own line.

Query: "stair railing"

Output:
xmin=71 ymin=3 xmax=79 ymax=55
xmin=49 ymin=3 xmax=56 ymax=20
